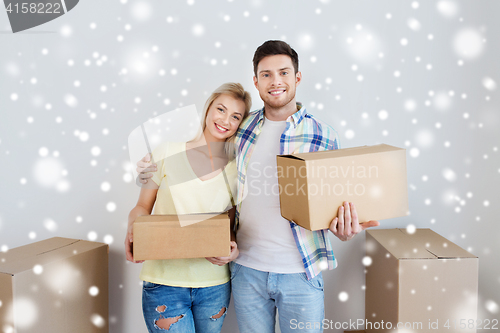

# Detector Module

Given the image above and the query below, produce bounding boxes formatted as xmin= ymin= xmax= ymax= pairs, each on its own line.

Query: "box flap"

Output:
xmin=278 ymin=144 xmax=404 ymax=161
xmin=367 ymin=229 xmax=477 ymax=260
xmin=0 ymin=237 xmax=107 ymax=275
xmin=366 ymin=229 xmax=435 ymax=259
xmin=398 ymin=228 xmax=477 ymax=258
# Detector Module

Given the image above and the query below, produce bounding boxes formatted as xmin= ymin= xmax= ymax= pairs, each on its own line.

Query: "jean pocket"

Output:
xmin=299 ymin=273 xmax=324 ymax=291
xmin=230 ymin=262 xmax=242 ymax=280
xmin=143 ymin=280 xmax=162 ymax=290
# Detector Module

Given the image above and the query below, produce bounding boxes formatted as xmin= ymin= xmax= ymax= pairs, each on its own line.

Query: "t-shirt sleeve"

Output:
xmin=150 ymin=142 xmax=169 ymax=187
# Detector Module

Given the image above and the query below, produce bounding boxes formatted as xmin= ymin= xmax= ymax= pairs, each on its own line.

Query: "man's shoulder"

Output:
xmin=237 ymin=108 xmax=263 ymax=133
xmin=301 ymin=112 xmax=338 ymax=137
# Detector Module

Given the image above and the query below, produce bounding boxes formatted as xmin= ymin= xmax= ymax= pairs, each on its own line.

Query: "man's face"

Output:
xmin=253 ymin=54 xmax=302 ymax=110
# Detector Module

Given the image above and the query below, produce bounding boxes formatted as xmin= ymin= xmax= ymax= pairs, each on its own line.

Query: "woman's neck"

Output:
xmin=188 ymin=130 xmax=226 ymax=157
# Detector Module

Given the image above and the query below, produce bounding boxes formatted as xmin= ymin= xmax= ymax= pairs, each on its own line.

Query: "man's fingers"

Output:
xmin=329 ymin=217 xmax=338 ymax=234
xmin=350 ymin=202 xmax=359 ymax=230
xmin=338 ymin=205 xmax=345 ymax=235
xmin=139 ymin=173 xmax=154 ymax=180
xmin=343 ymin=201 xmax=351 ymax=235
xmin=360 ymin=220 xmax=380 ymax=230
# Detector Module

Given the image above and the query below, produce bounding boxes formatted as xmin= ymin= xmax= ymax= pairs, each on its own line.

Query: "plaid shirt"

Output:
xmin=234 ymin=103 xmax=340 ymax=280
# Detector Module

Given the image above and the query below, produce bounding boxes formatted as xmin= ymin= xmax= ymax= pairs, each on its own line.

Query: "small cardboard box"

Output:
xmin=133 ymin=212 xmax=231 ymax=260
xmin=276 ymin=144 xmax=408 ymax=230
xmin=0 ymin=237 xmax=109 ymax=332
xmin=365 ymin=229 xmax=478 ymax=333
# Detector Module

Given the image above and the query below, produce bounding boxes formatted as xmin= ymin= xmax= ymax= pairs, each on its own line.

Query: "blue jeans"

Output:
xmin=231 ymin=262 xmax=325 ymax=333
xmin=142 ymin=281 xmax=230 ymax=332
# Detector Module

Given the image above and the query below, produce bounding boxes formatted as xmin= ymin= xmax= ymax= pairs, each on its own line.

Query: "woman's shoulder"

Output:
xmin=152 ymin=141 xmax=185 ymax=159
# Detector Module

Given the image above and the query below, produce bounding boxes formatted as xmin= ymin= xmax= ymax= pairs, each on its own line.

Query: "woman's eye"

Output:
xmin=232 ymin=116 xmax=240 ymax=121
xmin=218 ymin=108 xmax=224 ymax=112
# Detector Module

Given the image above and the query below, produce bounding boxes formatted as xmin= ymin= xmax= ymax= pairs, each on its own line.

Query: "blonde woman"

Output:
xmin=125 ymin=83 xmax=251 ymax=332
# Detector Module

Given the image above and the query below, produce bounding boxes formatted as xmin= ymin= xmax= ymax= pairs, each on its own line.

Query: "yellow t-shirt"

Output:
xmin=139 ymin=141 xmax=237 ymax=288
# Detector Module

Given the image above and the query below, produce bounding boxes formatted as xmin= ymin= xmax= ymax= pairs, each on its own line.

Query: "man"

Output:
xmin=138 ymin=40 xmax=379 ymax=333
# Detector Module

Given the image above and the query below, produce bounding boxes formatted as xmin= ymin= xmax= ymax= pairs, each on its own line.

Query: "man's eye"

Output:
xmin=282 ymin=72 xmax=288 ymax=75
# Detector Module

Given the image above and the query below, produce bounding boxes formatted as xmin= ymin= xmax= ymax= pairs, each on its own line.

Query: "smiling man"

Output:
xmin=230 ymin=40 xmax=379 ymax=333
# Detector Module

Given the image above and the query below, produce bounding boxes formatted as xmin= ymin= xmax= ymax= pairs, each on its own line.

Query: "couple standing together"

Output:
xmin=125 ymin=40 xmax=379 ymax=333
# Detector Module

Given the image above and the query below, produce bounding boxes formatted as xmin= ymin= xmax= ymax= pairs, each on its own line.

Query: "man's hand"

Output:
xmin=136 ymin=153 xmax=157 ymax=185
xmin=125 ymin=226 xmax=145 ymax=263
xmin=329 ymin=201 xmax=379 ymax=241
xmin=206 ymin=241 xmax=239 ymax=266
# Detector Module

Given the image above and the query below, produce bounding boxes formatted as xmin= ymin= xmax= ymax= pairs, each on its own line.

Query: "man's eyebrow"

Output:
xmin=258 ymin=67 xmax=292 ymax=74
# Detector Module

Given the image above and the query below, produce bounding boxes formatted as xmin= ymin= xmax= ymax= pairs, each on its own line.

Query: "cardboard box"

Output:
xmin=365 ymin=229 xmax=478 ymax=333
xmin=0 ymin=237 xmax=108 ymax=332
xmin=133 ymin=212 xmax=231 ymax=260
xmin=276 ymin=144 xmax=408 ymax=230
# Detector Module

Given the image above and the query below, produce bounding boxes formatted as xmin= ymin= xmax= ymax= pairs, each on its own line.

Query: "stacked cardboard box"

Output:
xmin=364 ymin=229 xmax=478 ymax=333
xmin=0 ymin=237 xmax=108 ymax=332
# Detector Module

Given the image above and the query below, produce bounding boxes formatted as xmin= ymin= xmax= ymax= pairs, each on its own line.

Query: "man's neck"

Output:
xmin=263 ymin=98 xmax=298 ymax=121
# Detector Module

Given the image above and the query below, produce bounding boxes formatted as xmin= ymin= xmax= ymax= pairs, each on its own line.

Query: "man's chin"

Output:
xmin=264 ymin=99 xmax=293 ymax=110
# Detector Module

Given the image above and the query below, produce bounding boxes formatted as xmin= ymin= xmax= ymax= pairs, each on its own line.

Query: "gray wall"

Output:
xmin=0 ymin=0 xmax=499 ymax=332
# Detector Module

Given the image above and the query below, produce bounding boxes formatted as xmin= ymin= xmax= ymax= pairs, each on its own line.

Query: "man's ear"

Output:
xmin=253 ymin=76 xmax=258 ymax=89
xmin=295 ymin=71 xmax=302 ymax=87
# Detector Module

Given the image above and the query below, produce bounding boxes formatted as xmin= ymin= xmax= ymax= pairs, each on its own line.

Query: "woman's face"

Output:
xmin=204 ymin=94 xmax=246 ymax=141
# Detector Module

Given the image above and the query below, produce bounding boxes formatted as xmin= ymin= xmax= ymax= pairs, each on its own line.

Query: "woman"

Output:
xmin=125 ymin=82 xmax=252 ymax=332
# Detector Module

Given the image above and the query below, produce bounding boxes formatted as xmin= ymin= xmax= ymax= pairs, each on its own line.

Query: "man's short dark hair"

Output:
xmin=253 ymin=40 xmax=299 ymax=76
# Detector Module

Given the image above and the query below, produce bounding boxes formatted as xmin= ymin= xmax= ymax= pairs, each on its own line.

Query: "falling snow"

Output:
xmin=1 ymin=2 xmax=498 ymax=332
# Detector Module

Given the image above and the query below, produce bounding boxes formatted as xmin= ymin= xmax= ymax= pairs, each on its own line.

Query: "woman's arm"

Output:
xmin=125 ymin=184 xmax=159 ymax=263
xmin=205 ymin=207 xmax=239 ymax=266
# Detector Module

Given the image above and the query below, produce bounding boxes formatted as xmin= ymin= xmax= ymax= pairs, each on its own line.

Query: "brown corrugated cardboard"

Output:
xmin=365 ymin=229 xmax=478 ymax=333
xmin=0 ymin=237 xmax=109 ymax=332
xmin=133 ymin=212 xmax=231 ymax=260
xmin=276 ymin=144 xmax=408 ymax=230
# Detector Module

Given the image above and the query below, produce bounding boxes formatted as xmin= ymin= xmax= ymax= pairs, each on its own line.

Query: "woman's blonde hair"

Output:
xmin=199 ymin=82 xmax=252 ymax=159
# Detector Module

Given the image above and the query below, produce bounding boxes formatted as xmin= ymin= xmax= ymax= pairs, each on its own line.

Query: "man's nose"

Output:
xmin=272 ymin=74 xmax=282 ymax=86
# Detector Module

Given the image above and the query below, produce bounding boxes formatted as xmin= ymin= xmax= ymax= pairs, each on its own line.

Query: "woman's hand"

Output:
xmin=125 ymin=225 xmax=145 ymax=263
xmin=205 ymin=241 xmax=239 ymax=266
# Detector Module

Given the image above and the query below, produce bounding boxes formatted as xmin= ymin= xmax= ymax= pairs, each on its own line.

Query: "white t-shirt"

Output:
xmin=236 ymin=117 xmax=305 ymax=273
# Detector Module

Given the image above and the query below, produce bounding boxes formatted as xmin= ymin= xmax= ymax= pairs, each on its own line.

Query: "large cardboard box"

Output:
xmin=133 ymin=212 xmax=231 ymax=260
xmin=365 ymin=229 xmax=478 ymax=333
xmin=0 ymin=237 xmax=108 ymax=332
xmin=276 ymin=144 xmax=408 ymax=230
